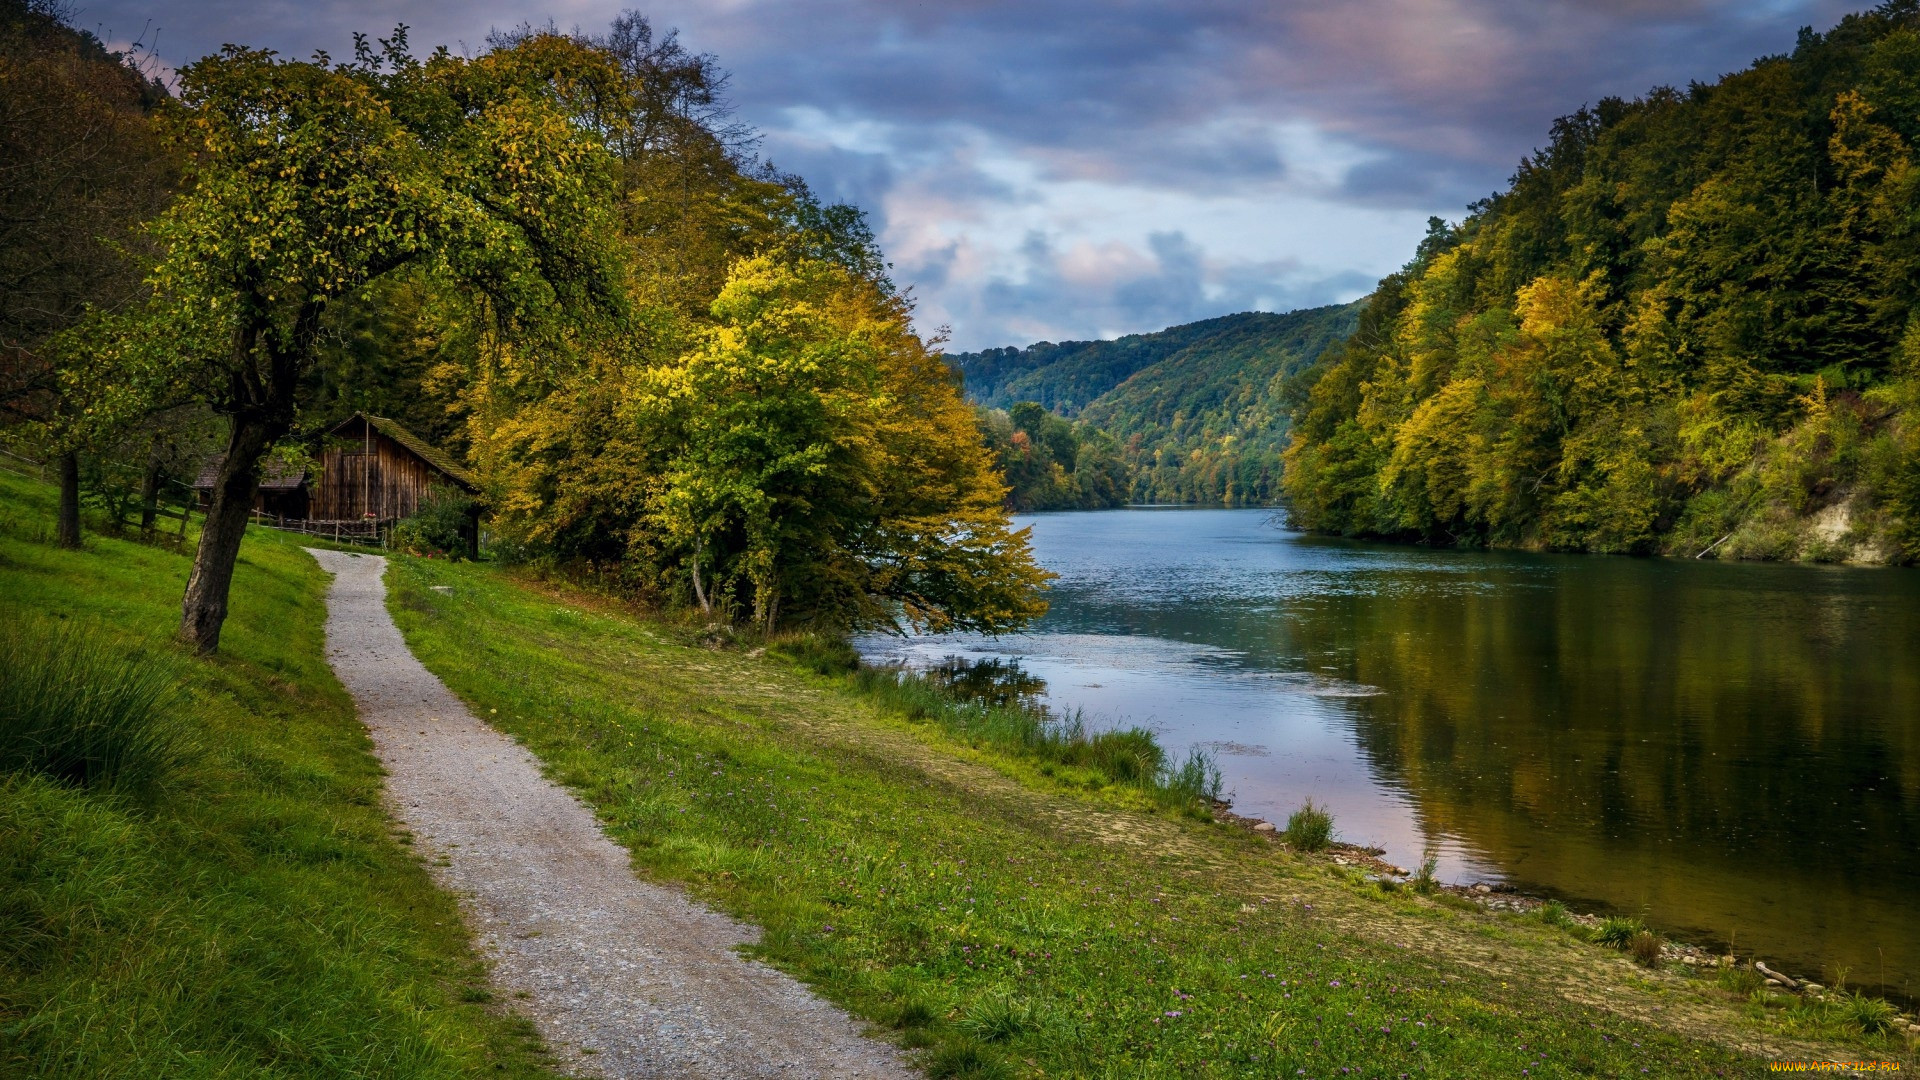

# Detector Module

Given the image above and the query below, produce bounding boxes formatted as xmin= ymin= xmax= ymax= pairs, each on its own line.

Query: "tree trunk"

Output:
xmin=55 ymin=451 xmax=81 ymax=549
xmin=179 ymin=308 xmax=311 ymax=654
xmin=690 ymin=535 xmax=711 ymax=613
xmin=180 ymin=414 xmax=282 ymax=653
xmin=138 ymin=442 xmax=164 ymax=539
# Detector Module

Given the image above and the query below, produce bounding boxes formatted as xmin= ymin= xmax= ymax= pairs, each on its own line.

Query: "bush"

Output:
xmin=1284 ymin=799 xmax=1334 ymax=852
xmin=1536 ymin=900 xmax=1570 ymax=927
xmin=1718 ymin=965 xmax=1766 ymax=996
xmin=1839 ymin=992 xmax=1899 ymax=1035
xmin=1592 ymin=916 xmax=1644 ymax=949
xmin=1628 ymin=930 xmax=1664 ymax=967
xmin=1412 ymin=852 xmax=1440 ymax=895
xmin=769 ymin=633 xmax=859 ymax=676
xmin=389 ymin=490 xmax=477 ymax=559
xmin=0 ymin=620 xmax=184 ymax=791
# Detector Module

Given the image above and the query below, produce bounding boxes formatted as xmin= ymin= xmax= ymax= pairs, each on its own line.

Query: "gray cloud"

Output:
xmin=74 ymin=0 xmax=1863 ymax=349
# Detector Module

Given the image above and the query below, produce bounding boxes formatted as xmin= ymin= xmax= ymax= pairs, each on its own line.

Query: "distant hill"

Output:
xmin=948 ymin=304 xmax=1363 ymax=504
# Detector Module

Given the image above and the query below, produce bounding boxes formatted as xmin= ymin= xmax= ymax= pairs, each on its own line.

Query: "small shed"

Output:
xmin=312 ymin=413 xmax=478 ymax=522
xmin=195 ymin=456 xmax=309 ymax=521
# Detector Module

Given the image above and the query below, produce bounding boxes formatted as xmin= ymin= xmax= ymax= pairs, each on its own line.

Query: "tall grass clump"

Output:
xmin=1284 ymin=799 xmax=1334 ymax=852
xmin=1592 ymin=916 xmax=1644 ymax=950
xmin=848 ymin=665 xmax=1221 ymax=813
xmin=0 ymin=620 xmax=185 ymax=791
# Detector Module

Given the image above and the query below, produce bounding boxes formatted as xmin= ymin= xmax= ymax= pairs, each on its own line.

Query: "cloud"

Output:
xmin=75 ymin=0 xmax=1862 ymax=348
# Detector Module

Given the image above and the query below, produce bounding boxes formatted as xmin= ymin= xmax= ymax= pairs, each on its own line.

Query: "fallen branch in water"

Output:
xmin=1694 ymin=530 xmax=1737 ymax=559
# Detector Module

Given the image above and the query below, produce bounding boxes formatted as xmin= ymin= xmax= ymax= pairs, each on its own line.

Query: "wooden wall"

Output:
xmin=311 ymin=418 xmax=452 ymax=521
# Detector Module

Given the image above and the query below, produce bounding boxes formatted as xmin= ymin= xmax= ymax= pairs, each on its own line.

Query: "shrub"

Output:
xmin=1412 ymin=852 xmax=1440 ymax=895
xmin=1536 ymin=900 xmax=1570 ymax=927
xmin=389 ymin=490 xmax=477 ymax=559
xmin=1718 ymin=965 xmax=1766 ymax=996
xmin=769 ymin=633 xmax=859 ymax=676
xmin=1839 ymin=992 xmax=1899 ymax=1035
xmin=1628 ymin=930 xmax=1664 ymax=967
xmin=1592 ymin=916 xmax=1644 ymax=949
xmin=1284 ymin=799 xmax=1334 ymax=852
xmin=0 ymin=619 xmax=184 ymax=791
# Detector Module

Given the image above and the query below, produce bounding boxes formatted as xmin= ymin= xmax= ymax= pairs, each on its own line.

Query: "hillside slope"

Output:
xmin=951 ymin=304 xmax=1361 ymax=504
xmin=1283 ymin=3 xmax=1920 ymax=563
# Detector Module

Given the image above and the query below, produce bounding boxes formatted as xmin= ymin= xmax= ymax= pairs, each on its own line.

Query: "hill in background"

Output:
xmin=949 ymin=304 xmax=1361 ymax=505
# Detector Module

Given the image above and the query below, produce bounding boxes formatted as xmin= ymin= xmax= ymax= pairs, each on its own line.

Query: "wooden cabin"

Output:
xmin=196 ymin=413 xmax=479 ymax=548
xmin=193 ymin=456 xmax=310 ymax=521
xmin=312 ymin=413 xmax=478 ymax=522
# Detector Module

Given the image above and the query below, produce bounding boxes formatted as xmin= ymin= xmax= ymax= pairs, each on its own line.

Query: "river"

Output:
xmin=857 ymin=507 xmax=1920 ymax=999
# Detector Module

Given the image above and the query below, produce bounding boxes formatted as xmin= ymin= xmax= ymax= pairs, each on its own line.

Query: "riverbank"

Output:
xmin=386 ymin=550 xmax=1912 ymax=1075
xmin=2 ymin=463 xmax=1908 ymax=1075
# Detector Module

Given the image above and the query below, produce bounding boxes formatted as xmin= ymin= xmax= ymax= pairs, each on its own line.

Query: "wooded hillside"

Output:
xmin=1283 ymin=2 xmax=1920 ymax=563
xmin=951 ymin=305 xmax=1360 ymax=505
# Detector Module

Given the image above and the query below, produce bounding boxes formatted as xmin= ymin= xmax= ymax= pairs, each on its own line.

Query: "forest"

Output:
xmin=951 ymin=305 xmax=1360 ymax=506
xmin=1282 ymin=1 xmax=1920 ymax=562
xmin=0 ymin=1 xmax=1048 ymax=647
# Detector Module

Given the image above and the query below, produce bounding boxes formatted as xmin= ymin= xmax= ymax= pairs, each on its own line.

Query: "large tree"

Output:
xmin=131 ymin=29 xmax=624 ymax=651
xmin=0 ymin=0 xmax=172 ymax=547
xmin=633 ymin=256 xmax=1049 ymax=633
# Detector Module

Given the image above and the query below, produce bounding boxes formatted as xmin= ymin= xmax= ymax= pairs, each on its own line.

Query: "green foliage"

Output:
xmin=618 ymin=256 xmax=1048 ymax=633
xmin=0 ymin=618 xmax=185 ymax=791
xmin=1284 ymin=799 xmax=1334 ymax=852
xmin=959 ymin=991 xmax=1036 ymax=1043
xmin=1837 ymin=991 xmax=1900 ymax=1034
xmin=1593 ymin=916 xmax=1645 ymax=949
xmin=977 ymin=403 xmax=1128 ymax=511
xmin=845 ymin=666 xmax=1221 ymax=815
xmin=952 ymin=306 xmax=1363 ymax=506
xmin=390 ymin=488 xmax=477 ymax=558
xmin=1413 ymin=853 xmax=1441 ymax=896
xmin=1718 ymin=965 xmax=1767 ymax=996
xmin=1284 ymin=9 xmax=1920 ymax=559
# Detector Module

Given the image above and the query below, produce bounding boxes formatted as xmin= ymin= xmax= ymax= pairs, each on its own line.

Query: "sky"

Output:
xmin=78 ymin=0 xmax=1863 ymax=351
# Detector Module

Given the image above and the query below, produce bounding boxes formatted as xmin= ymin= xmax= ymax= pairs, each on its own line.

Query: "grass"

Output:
xmin=0 ymin=471 xmax=556 ymax=1078
xmin=0 ymin=618 xmax=186 ymax=791
xmin=379 ymin=551 xmax=1846 ymax=1078
xmin=845 ymin=664 xmax=1222 ymax=815
xmin=1283 ymin=799 xmax=1334 ymax=853
xmin=1593 ymin=915 xmax=1646 ymax=950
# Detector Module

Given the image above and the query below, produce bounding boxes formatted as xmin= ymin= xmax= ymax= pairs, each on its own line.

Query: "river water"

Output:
xmin=857 ymin=507 xmax=1920 ymax=998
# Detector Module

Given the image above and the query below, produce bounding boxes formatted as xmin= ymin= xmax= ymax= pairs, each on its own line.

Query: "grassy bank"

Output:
xmin=0 ymin=471 xmax=554 ymax=1078
xmin=385 ymin=553 xmax=1910 ymax=1077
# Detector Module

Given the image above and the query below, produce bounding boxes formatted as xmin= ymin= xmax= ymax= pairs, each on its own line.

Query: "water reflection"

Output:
xmin=858 ymin=509 xmax=1920 ymax=998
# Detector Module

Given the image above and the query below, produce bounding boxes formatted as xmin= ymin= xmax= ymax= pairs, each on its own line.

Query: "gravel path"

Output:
xmin=307 ymin=550 xmax=916 ymax=1079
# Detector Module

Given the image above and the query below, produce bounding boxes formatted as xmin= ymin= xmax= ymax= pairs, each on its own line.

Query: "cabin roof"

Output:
xmin=194 ymin=455 xmax=307 ymax=491
xmin=329 ymin=412 xmax=479 ymax=492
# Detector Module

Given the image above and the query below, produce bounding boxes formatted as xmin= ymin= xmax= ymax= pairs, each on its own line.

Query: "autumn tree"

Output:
xmin=632 ymin=256 xmax=1048 ymax=632
xmin=129 ymin=29 xmax=623 ymax=652
xmin=0 ymin=0 xmax=172 ymax=547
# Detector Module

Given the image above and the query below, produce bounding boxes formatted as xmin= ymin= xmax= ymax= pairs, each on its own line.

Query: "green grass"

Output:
xmin=845 ymin=664 xmax=1222 ymax=815
xmin=1283 ymin=799 xmax=1335 ymax=854
xmin=383 ymin=552 xmax=1807 ymax=1078
xmin=0 ymin=471 xmax=555 ymax=1078
xmin=0 ymin=618 xmax=187 ymax=791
